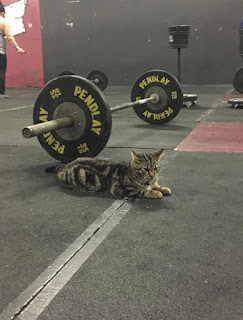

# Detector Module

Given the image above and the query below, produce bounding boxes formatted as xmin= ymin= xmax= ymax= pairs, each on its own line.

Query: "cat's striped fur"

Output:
xmin=45 ymin=148 xmax=171 ymax=199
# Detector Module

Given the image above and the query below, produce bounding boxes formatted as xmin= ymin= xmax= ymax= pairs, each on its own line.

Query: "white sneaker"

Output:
xmin=0 ymin=94 xmax=9 ymax=99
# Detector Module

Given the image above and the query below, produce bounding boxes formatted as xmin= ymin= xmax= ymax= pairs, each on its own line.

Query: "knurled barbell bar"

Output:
xmin=22 ymin=69 xmax=183 ymax=162
xmin=58 ymin=70 xmax=109 ymax=91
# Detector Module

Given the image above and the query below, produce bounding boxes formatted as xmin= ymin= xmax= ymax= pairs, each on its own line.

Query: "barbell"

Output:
xmin=22 ymin=69 xmax=183 ymax=162
xmin=58 ymin=69 xmax=109 ymax=91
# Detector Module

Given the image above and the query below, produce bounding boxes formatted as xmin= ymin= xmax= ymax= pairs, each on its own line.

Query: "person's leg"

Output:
xmin=0 ymin=53 xmax=7 ymax=96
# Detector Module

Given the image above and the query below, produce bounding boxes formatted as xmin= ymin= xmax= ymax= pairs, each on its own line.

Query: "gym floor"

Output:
xmin=0 ymin=85 xmax=242 ymax=320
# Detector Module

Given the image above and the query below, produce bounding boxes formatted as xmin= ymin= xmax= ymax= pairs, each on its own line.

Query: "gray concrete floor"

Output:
xmin=0 ymin=85 xmax=242 ymax=320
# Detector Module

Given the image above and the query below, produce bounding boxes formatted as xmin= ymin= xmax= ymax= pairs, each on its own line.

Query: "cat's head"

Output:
xmin=130 ymin=148 xmax=164 ymax=184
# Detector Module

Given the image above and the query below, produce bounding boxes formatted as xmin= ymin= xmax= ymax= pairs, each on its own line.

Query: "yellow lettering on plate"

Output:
xmin=39 ymin=115 xmax=47 ymax=122
xmin=39 ymin=107 xmax=48 ymax=122
xmin=52 ymin=140 xmax=60 ymax=151
xmin=77 ymin=143 xmax=89 ymax=154
xmin=171 ymin=91 xmax=178 ymax=99
xmin=160 ymin=112 xmax=166 ymax=119
xmin=160 ymin=77 xmax=170 ymax=85
xmin=39 ymin=107 xmax=48 ymax=115
xmin=84 ymin=95 xmax=95 ymax=106
xmin=146 ymin=76 xmax=153 ymax=84
xmin=42 ymin=132 xmax=65 ymax=154
xmin=139 ymin=74 xmax=171 ymax=89
xmin=44 ymin=133 xmax=56 ymax=145
xmin=142 ymin=107 xmax=174 ymax=121
xmin=73 ymin=86 xmax=82 ymax=96
xmin=50 ymin=88 xmax=62 ymax=99
xmin=167 ymin=107 xmax=174 ymax=114
xmin=74 ymin=87 xmax=88 ymax=101
xmin=74 ymin=85 xmax=102 ymax=135
xmin=79 ymin=89 xmax=88 ymax=100
xmin=89 ymin=102 xmax=100 ymax=113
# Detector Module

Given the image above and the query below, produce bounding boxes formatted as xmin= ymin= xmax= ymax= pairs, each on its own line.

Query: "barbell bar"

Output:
xmin=22 ymin=69 xmax=183 ymax=162
xmin=22 ymin=116 xmax=74 ymax=139
xmin=22 ymin=94 xmax=160 ymax=138
xmin=110 ymin=94 xmax=159 ymax=112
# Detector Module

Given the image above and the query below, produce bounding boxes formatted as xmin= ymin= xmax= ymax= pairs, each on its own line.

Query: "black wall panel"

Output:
xmin=39 ymin=0 xmax=243 ymax=85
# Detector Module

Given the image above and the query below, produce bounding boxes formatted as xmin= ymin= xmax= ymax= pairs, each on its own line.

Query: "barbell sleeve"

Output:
xmin=110 ymin=94 xmax=159 ymax=112
xmin=22 ymin=116 xmax=74 ymax=138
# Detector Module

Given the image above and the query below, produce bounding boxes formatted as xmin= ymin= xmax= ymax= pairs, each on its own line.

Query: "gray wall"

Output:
xmin=40 ymin=0 xmax=243 ymax=85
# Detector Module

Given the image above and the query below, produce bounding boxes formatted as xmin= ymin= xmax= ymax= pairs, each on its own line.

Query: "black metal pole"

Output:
xmin=177 ymin=48 xmax=181 ymax=83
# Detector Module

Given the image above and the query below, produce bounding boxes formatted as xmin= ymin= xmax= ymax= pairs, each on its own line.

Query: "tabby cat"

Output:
xmin=45 ymin=148 xmax=171 ymax=199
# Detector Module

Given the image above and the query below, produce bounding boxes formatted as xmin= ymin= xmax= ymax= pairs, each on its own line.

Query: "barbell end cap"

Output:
xmin=22 ymin=127 xmax=33 ymax=139
xmin=150 ymin=93 xmax=160 ymax=103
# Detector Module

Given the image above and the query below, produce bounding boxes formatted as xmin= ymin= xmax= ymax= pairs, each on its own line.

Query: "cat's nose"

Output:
xmin=149 ymin=171 xmax=155 ymax=178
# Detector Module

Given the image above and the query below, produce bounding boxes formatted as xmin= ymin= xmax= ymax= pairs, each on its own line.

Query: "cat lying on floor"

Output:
xmin=45 ymin=148 xmax=171 ymax=199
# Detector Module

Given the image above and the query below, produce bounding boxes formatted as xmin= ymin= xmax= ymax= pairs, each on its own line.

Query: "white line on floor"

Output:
xmin=0 ymin=105 xmax=33 ymax=113
xmin=18 ymin=93 xmax=38 ymax=98
xmin=196 ymin=88 xmax=234 ymax=122
xmin=0 ymin=199 xmax=132 ymax=320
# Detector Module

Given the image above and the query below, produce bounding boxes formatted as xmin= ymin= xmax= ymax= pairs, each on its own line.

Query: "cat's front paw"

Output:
xmin=160 ymin=187 xmax=171 ymax=196
xmin=149 ymin=190 xmax=163 ymax=199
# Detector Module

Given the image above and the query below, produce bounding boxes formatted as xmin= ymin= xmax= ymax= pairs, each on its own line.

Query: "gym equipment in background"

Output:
xmin=58 ymin=70 xmax=109 ymax=91
xmin=168 ymin=25 xmax=198 ymax=107
xmin=229 ymin=16 xmax=243 ymax=108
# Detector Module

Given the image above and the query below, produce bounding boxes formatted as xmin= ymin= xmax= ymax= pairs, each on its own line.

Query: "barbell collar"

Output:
xmin=110 ymin=94 xmax=159 ymax=112
xmin=22 ymin=116 xmax=74 ymax=138
xmin=92 ymin=78 xmax=99 ymax=84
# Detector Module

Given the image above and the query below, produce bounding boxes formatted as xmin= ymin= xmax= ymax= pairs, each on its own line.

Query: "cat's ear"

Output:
xmin=153 ymin=148 xmax=164 ymax=159
xmin=131 ymin=150 xmax=142 ymax=160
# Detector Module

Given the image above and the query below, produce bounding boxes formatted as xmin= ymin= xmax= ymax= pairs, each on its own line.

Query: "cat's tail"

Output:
xmin=45 ymin=165 xmax=62 ymax=174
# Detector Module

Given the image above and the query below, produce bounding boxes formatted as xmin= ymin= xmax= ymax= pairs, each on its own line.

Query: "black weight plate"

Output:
xmin=33 ymin=75 xmax=112 ymax=162
xmin=232 ymin=66 xmax=243 ymax=93
xmin=87 ymin=70 xmax=109 ymax=91
xmin=58 ymin=70 xmax=76 ymax=76
xmin=131 ymin=70 xmax=183 ymax=125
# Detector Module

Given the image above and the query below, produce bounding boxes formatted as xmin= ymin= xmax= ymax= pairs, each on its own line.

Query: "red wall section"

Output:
xmin=4 ymin=0 xmax=44 ymax=87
